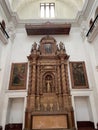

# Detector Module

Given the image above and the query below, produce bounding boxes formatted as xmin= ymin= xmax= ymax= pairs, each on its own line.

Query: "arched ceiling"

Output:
xmin=6 ymin=0 xmax=85 ymax=19
xmin=10 ymin=0 xmax=84 ymax=12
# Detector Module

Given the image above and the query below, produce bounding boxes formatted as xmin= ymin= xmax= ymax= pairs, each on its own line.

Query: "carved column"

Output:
xmin=65 ymin=63 xmax=70 ymax=93
xmin=39 ymin=68 xmax=43 ymax=94
xmin=63 ymin=94 xmax=69 ymax=110
xmin=61 ymin=58 xmax=67 ymax=93
xmin=36 ymin=65 xmax=40 ymax=110
xmin=58 ymin=94 xmax=63 ymax=110
xmin=55 ymin=68 xmax=58 ymax=93
xmin=37 ymin=65 xmax=40 ymax=94
xmin=57 ymin=65 xmax=61 ymax=94
xmin=28 ymin=62 xmax=32 ymax=95
xmin=31 ymin=58 xmax=36 ymax=94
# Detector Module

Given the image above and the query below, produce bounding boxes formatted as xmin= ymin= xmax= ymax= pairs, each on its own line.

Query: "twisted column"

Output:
xmin=31 ymin=58 xmax=36 ymax=94
xmin=37 ymin=65 xmax=40 ymax=94
xmin=39 ymin=69 xmax=43 ymax=94
xmin=61 ymin=58 xmax=67 ymax=93
xmin=57 ymin=65 xmax=61 ymax=94
xmin=28 ymin=63 xmax=32 ymax=95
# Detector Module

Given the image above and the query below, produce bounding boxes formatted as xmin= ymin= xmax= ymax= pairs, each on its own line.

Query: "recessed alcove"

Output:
xmin=6 ymin=98 xmax=24 ymax=124
xmin=74 ymin=96 xmax=93 ymax=123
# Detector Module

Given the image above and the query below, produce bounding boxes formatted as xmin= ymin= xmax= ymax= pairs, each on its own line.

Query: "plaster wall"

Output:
xmin=7 ymin=98 xmax=24 ymax=123
xmin=74 ymin=96 xmax=91 ymax=121
xmin=83 ymin=0 xmax=98 ymax=122
xmin=0 ymin=4 xmax=8 ymax=23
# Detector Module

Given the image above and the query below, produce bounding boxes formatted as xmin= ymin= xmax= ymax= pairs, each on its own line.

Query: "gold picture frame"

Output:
xmin=69 ymin=61 xmax=89 ymax=89
xmin=9 ymin=62 xmax=28 ymax=90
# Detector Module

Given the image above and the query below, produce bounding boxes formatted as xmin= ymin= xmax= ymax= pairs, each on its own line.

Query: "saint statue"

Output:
xmin=59 ymin=41 xmax=66 ymax=51
xmin=46 ymin=80 xmax=51 ymax=92
xmin=31 ymin=42 xmax=37 ymax=52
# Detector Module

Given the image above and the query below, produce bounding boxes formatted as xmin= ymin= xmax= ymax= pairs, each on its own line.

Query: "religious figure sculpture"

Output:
xmin=31 ymin=42 xmax=37 ymax=52
xmin=59 ymin=41 xmax=66 ymax=51
xmin=46 ymin=80 xmax=51 ymax=92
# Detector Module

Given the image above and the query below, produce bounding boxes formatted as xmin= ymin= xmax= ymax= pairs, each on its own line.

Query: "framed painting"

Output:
xmin=69 ymin=62 xmax=89 ymax=89
xmin=9 ymin=62 xmax=28 ymax=90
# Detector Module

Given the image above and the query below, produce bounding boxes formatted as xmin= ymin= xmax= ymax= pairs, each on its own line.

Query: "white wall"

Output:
xmin=74 ymin=96 xmax=92 ymax=121
xmin=7 ymin=98 xmax=24 ymax=123
xmin=0 ymin=4 xmax=8 ymax=23
xmin=11 ymin=28 xmax=87 ymax=62
xmin=84 ymin=0 xmax=98 ymax=121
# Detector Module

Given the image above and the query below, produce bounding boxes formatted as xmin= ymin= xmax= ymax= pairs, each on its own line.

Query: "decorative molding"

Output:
xmin=25 ymin=23 xmax=71 ymax=35
xmin=80 ymin=21 xmax=88 ymax=40
xmin=0 ymin=29 xmax=8 ymax=44
xmin=7 ymin=21 xmax=16 ymax=42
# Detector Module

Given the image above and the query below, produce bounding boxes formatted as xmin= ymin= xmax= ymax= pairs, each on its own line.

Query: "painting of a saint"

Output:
xmin=9 ymin=63 xmax=27 ymax=90
xmin=44 ymin=43 xmax=52 ymax=54
xmin=70 ymin=62 xmax=89 ymax=89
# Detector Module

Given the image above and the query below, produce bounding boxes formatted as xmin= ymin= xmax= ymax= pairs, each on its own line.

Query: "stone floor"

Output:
xmin=78 ymin=127 xmax=98 ymax=130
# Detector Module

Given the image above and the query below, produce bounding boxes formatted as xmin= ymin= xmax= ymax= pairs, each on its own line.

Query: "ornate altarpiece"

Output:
xmin=24 ymin=36 xmax=75 ymax=130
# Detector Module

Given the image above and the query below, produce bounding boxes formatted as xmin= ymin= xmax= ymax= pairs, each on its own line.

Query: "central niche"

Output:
xmin=25 ymin=35 xmax=75 ymax=130
xmin=43 ymin=73 xmax=54 ymax=93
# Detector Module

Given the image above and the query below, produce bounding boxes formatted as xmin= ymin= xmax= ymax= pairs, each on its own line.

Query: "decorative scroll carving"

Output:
xmin=25 ymin=36 xmax=75 ymax=130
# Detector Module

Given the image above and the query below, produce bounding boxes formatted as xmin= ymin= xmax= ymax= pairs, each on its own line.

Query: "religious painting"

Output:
xmin=69 ymin=62 xmax=89 ymax=89
xmin=44 ymin=43 xmax=52 ymax=54
xmin=9 ymin=63 xmax=27 ymax=90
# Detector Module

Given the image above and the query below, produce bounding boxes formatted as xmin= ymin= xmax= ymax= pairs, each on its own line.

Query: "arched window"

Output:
xmin=40 ymin=3 xmax=55 ymax=18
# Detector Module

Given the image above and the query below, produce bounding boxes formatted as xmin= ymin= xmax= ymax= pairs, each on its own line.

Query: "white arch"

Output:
xmin=11 ymin=0 xmax=84 ymax=12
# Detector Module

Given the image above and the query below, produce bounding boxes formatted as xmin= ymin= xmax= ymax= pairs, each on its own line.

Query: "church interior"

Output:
xmin=0 ymin=0 xmax=98 ymax=130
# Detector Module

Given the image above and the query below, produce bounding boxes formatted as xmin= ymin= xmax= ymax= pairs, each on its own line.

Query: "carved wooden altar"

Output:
xmin=24 ymin=36 xmax=75 ymax=130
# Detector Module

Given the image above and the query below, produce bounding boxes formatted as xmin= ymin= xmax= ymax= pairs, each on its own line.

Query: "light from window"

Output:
xmin=40 ymin=3 xmax=55 ymax=18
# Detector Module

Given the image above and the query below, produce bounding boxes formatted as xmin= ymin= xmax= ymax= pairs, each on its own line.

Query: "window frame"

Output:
xmin=40 ymin=2 xmax=55 ymax=18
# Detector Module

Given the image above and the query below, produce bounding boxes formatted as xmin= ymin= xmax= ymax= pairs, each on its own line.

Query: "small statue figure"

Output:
xmin=59 ymin=41 xmax=66 ymax=51
xmin=38 ymin=44 xmax=40 ymax=51
xmin=59 ymin=41 xmax=64 ymax=50
xmin=33 ymin=42 xmax=37 ymax=50
xmin=46 ymin=80 xmax=51 ymax=92
xmin=31 ymin=42 xmax=37 ymax=52
xmin=56 ymin=44 xmax=59 ymax=51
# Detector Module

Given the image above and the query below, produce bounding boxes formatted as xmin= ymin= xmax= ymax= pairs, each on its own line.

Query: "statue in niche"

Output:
xmin=46 ymin=80 xmax=51 ymax=92
xmin=45 ymin=75 xmax=52 ymax=93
